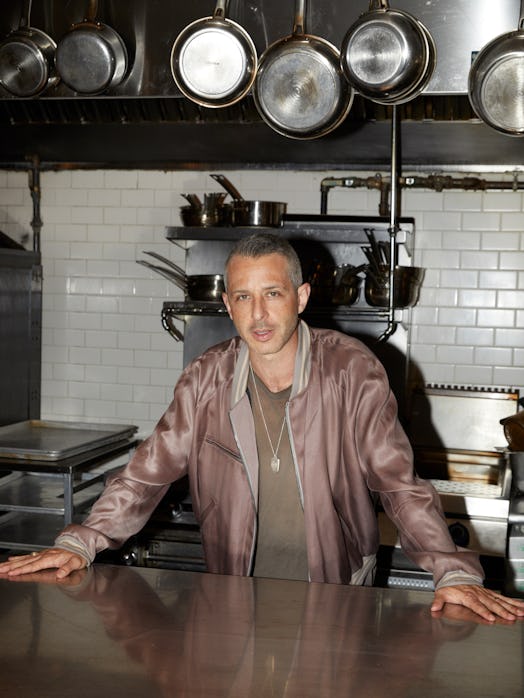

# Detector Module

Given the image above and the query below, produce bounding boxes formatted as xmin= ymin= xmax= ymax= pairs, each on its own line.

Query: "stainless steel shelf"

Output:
xmin=166 ymin=215 xmax=415 ymax=251
xmin=0 ymin=438 xmax=139 ymax=552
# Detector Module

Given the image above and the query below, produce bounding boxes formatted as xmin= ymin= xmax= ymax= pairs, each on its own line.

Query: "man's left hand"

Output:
xmin=431 ymin=585 xmax=524 ymax=622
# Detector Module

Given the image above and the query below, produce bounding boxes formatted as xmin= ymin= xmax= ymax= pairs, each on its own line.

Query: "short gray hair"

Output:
xmin=224 ymin=233 xmax=303 ymax=290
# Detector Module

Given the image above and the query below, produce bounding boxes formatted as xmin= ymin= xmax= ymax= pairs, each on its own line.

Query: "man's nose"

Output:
xmin=252 ymin=296 xmax=267 ymax=321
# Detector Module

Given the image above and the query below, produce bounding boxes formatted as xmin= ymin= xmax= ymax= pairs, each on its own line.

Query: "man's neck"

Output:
xmin=249 ymin=353 xmax=295 ymax=393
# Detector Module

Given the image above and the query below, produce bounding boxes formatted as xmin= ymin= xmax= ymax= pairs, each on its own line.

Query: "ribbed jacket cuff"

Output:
xmin=54 ymin=534 xmax=93 ymax=566
xmin=435 ymin=570 xmax=484 ymax=590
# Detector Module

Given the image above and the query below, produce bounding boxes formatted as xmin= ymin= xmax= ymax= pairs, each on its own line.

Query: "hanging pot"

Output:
xmin=0 ymin=0 xmax=58 ymax=97
xmin=170 ymin=0 xmax=257 ymax=108
xmin=55 ymin=0 xmax=128 ymax=95
xmin=468 ymin=1 xmax=524 ymax=135
xmin=253 ymin=0 xmax=354 ymax=140
xmin=340 ymin=0 xmax=436 ymax=106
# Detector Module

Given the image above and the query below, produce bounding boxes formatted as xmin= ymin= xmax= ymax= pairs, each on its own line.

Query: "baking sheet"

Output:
xmin=0 ymin=420 xmax=138 ymax=461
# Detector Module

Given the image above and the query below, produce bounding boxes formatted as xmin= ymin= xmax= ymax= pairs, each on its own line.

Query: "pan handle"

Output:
xmin=292 ymin=0 xmax=306 ymax=35
xmin=369 ymin=0 xmax=390 ymax=11
xmin=85 ymin=0 xmax=99 ymax=23
xmin=210 ymin=173 xmax=244 ymax=201
xmin=161 ymin=310 xmax=184 ymax=342
xmin=213 ymin=0 xmax=228 ymax=20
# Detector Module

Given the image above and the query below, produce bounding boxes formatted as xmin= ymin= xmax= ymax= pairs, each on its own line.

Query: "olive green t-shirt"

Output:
xmin=248 ymin=370 xmax=308 ymax=582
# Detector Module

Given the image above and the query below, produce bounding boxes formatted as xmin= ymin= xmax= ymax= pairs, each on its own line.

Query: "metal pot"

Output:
xmin=186 ymin=274 xmax=225 ymax=301
xmin=468 ymin=2 xmax=524 ymax=135
xmin=365 ymin=264 xmax=424 ymax=308
xmin=0 ymin=0 xmax=58 ymax=97
xmin=180 ymin=192 xmax=232 ymax=227
xmin=340 ymin=0 xmax=436 ymax=106
xmin=253 ymin=0 xmax=354 ymax=140
xmin=308 ymin=263 xmax=364 ymax=306
xmin=55 ymin=0 xmax=128 ymax=95
xmin=210 ymin=173 xmax=287 ymax=227
xmin=170 ymin=0 xmax=257 ymax=108
xmin=136 ymin=254 xmax=225 ymax=302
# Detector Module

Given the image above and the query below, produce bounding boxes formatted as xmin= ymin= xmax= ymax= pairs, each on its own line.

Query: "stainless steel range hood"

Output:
xmin=0 ymin=0 xmax=524 ymax=170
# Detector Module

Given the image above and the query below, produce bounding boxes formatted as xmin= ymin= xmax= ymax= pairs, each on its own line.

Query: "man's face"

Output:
xmin=222 ymin=252 xmax=310 ymax=361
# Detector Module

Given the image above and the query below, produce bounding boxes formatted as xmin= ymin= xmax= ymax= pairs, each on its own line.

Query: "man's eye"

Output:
xmin=268 ymin=290 xmax=280 ymax=297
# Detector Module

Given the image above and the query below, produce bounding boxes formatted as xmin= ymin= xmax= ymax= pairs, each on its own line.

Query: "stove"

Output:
xmin=377 ymin=384 xmax=519 ymax=592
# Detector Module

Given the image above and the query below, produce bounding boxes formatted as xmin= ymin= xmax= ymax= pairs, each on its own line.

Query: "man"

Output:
xmin=1 ymin=233 xmax=523 ymax=622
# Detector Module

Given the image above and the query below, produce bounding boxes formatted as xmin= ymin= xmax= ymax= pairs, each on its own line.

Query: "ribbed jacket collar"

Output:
xmin=230 ymin=320 xmax=311 ymax=408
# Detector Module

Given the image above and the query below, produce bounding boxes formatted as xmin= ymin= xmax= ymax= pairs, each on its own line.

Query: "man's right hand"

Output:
xmin=0 ymin=548 xmax=87 ymax=579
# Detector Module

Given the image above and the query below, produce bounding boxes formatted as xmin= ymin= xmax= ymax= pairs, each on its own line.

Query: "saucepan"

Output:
xmin=307 ymin=262 xmax=366 ymax=306
xmin=170 ymin=0 xmax=257 ymax=108
xmin=210 ymin=173 xmax=287 ymax=226
xmin=364 ymin=265 xmax=424 ymax=308
xmin=180 ymin=192 xmax=232 ymax=227
xmin=55 ymin=0 xmax=128 ymax=94
xmin=137 ymin=252 xmax=225 ymax=301
xmin=468 ymin=0 xmax=524 ymax=135
xmin=253 ymin=0 xmax=354 ymax=139
xmin=0 ymin=0 xmax=58 ymax=97
xmin=340 ymin=0 xmax=436 ymax=105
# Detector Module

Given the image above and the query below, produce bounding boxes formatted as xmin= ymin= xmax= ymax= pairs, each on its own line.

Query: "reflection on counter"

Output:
xmin=1 ymin=565 xmax=522 ymax=698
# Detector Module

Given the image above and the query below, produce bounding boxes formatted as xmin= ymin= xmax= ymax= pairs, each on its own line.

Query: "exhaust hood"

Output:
xmin=0 ymin=0 xmax=523 ymax=170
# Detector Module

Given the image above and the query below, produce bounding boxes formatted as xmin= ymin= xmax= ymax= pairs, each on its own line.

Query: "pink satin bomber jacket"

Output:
xmin=56 ymin=322 xmax=484 ymax=587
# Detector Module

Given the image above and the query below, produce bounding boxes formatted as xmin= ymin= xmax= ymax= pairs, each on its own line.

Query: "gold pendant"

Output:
xmin=271 ymin=455 xmax=280 ymax=473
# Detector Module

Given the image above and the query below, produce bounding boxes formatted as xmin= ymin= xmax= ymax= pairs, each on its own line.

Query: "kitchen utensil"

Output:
xmin=186 ymin=274 xmax=225 ymax=301
xmin=180 ymin=205 xmax=232 ymax=227
xmin=209 ymin=173 xmax=287 ymax=226
xmin=142 ymin=251 xmax=186 ymax=278
xmin=253 ymin=0 xmax=354 ymax=139
xmin=181 ymin=193 xmax=203 ymax=209
xmin=500 ymin=411 xmax=524 ymax=451
xmin=468 ymin=0 xmax=524 ymax=135
xmin=136 ymin=259 xmax=188 ymax=291
xmin=55 ymin=0 xmax=128 ymax=94
xmin=170 ymin=0 xmax=257 ymax=108
xmin=308 ymin=262 xmax=363 ymax=306
xmin=340 ymin=0 xmax=436 ymax=106
xmin=137 ymin=256 xmax=225 ymax=302
xmin=0 ymin=0 xmax=58 ymax=97
xmin=364 ymin=264 xmax=424 ymax=308
xmin=180 ymin=190 xmax=232 ymax=227
xmin=161 ymin=310 xmax=184 ymax=342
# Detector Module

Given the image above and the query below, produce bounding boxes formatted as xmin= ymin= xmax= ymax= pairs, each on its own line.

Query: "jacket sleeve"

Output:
xmin=55 ymin=364 xmax=201 ymax=563
xmin=353 ymin=353 xmax=485 ymax=586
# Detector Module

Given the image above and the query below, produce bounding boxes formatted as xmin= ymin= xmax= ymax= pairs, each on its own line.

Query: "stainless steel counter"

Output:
xmin=0 ymin=564 xmax=521 ymax=697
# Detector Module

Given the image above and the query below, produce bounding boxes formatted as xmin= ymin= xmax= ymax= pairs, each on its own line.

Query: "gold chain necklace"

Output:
xmin=249 ymin=365 xmax=287 ymax=473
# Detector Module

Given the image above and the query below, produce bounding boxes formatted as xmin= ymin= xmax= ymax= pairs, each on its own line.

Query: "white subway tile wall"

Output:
xmin=2 ymin=169 xmax=524 ymax=436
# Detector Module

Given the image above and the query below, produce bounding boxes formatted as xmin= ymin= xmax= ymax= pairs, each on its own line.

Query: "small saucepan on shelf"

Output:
xmin=364 ymin=264 xmax=424 ymax=308
xmin=307 ymin=262 xmax=365 ymax=306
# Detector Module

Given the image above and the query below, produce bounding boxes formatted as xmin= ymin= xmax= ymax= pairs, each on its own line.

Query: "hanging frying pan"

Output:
xmin=253 ymin=0 xmax=354 ymax=140
xmin=340 ymin=0 xmax=435 ymax=106
xmin=55 ymin=0 xmax=128 ymax=95
xmin=170 ymin=0 xmax=257 ymax=108
xmin=0 ymin=0 xmax=58 ymax=97
xmin=468 ymin=1 xmax=524 ymax=135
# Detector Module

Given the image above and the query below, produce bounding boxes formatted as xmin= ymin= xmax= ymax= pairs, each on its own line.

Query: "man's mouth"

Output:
xmin=252 ymin=327 xmax=273 ymax=341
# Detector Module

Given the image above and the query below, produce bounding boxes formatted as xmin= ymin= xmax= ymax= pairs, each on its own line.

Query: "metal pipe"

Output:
xmin=320 ymin=171 xmax=524 ymax=215
xmin=27 ymin=154 xmax=42 ymax=254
